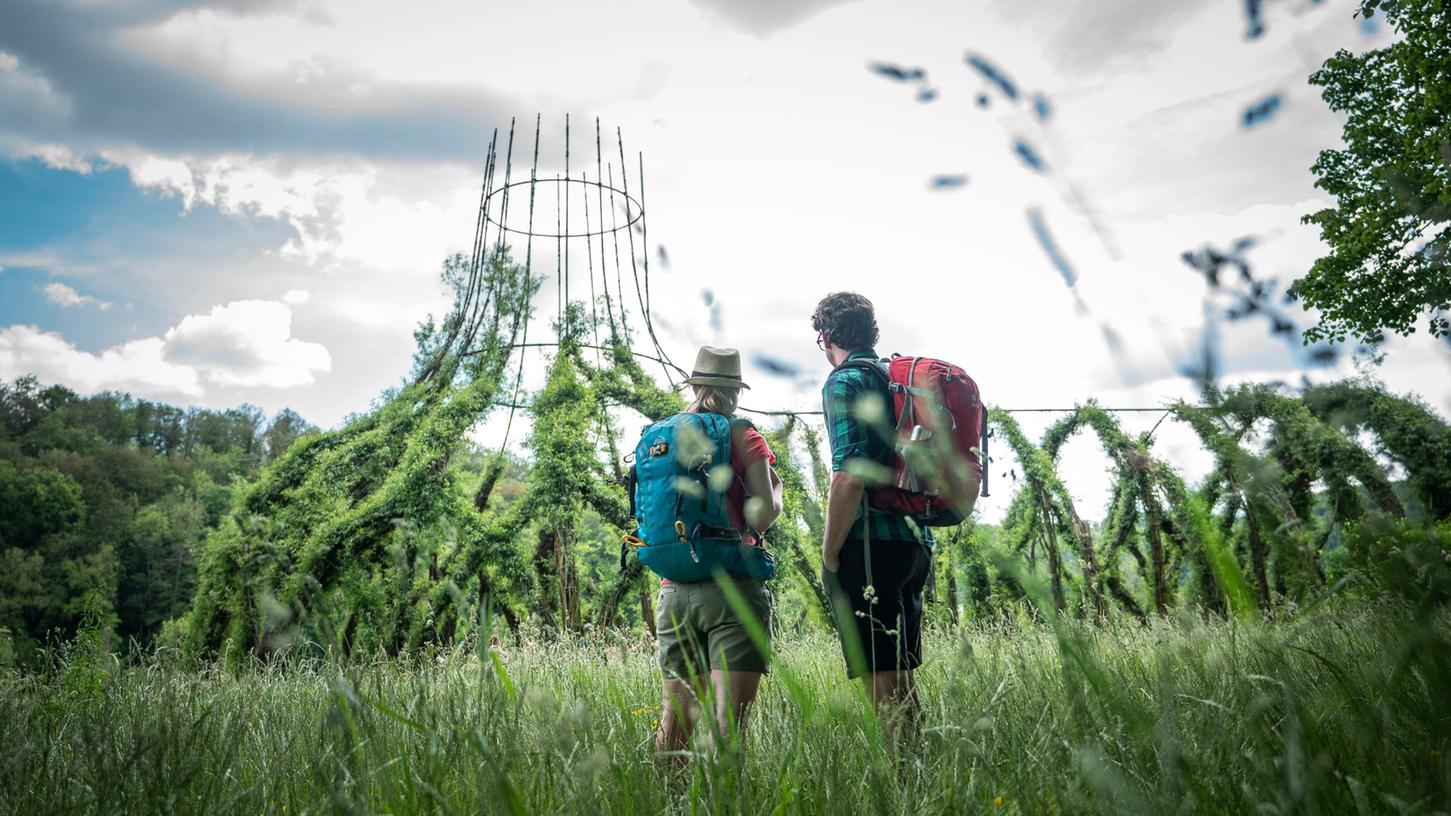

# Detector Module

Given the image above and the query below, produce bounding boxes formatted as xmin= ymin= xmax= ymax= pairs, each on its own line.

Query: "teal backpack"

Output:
xmin=623 ymin=412 xmax=777 ymax=583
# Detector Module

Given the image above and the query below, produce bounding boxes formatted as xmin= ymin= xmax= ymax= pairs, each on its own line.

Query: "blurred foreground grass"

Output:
xmin=2 ymin=602 xmax=1448 ymax=815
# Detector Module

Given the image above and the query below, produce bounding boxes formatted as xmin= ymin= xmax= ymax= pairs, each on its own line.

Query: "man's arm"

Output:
xmin=821 ymin=470 xmax=864 ymax=572
xmin=821 ymin=368 xmax=887 ymax=572
xmin=742 ymin=459 xmax=783 ymax=531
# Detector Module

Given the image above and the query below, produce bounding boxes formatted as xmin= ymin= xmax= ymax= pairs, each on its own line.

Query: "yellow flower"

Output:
xmin=994 ymin=795 xmax=1004 ymax=807
xmin=1433 ymin=750 xmax=1443 ymax=758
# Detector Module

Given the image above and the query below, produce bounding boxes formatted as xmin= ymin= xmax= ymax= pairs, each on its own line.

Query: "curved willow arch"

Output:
xmin=1171 ymin=399 xmax=1314 ymax=603
xmin=989 ymin=409 xmax=1103 ymax=613
xmin=1034 ymin=404 xmax=1208 ymax=617
xmin=1302 ymin=382 xmax=1451 ymax=518
xmin=1223 ymin=385 xmax=1404 ymax=517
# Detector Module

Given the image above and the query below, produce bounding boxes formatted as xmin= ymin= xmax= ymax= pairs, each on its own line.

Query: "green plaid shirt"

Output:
xmin=821 ymin=349 xmax=931 ymax=548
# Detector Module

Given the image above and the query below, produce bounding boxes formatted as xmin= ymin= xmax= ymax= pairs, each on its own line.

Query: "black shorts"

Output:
xmin=822 ymin=538 xmax=931 ymax=678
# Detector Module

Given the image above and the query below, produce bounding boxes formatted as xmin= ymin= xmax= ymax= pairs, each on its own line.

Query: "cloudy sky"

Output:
xmin=2 ymin=0 xmax=1447 ymax=521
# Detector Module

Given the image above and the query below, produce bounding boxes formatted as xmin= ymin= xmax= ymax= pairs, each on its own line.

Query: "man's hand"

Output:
xmin=821 ymin=548 xmax=840 ymax=573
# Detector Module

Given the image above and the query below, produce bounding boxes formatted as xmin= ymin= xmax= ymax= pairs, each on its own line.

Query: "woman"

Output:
xmin=655 ymin=345 xmax=783 ymax=758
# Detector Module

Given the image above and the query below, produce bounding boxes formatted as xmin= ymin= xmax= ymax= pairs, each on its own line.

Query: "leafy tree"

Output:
xmin=261 ymin=408 xmax=314 ymax=463
xmin=0 ymin=460 xmax=85 ymax=547
xmin=1293 ymin=0 xmax=1451 ymax=343
xmin=117 ymin=496 xmax=202 ymax=642
xmin=0 ymin=461 xmax=97 ymax=659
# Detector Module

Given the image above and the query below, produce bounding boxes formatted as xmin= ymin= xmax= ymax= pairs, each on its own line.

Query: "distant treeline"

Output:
xmin=0 ymin=376 xmax=315 ymax=663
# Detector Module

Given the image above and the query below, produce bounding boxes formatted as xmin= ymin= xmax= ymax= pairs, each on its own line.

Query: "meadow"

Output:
xmin=3 ymin=600 xmax=1447 ymax=815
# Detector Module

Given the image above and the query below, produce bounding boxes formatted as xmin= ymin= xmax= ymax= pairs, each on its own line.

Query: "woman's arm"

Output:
xmin=742 ymin=458 xmax=783 ymax=531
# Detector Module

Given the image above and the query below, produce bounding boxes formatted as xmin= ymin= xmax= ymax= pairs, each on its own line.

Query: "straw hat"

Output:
xmin=682 ymin=345 xmax=751 ymax=390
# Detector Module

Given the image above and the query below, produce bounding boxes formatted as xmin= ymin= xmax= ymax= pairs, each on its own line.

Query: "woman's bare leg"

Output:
xmin=712 ymin=670 xmax=764 ymax=748
xmin=657 ymin=678 xmax=703 ymax=765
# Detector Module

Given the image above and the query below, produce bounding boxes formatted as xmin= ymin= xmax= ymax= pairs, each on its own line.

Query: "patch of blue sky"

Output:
xmin=0 ymin=158 xmax=297 ymax=353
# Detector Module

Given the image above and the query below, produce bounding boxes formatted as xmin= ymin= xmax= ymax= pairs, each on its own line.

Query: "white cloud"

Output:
xmin=0 ymin=326 xmax=203 ymax=398
xmin=282 ymin=288 xmax=311 ymax=304
xmin=0 ymin=299 xmax=330 ymax=400
xmin=0 ymin=139 xmax=92 ymax=172
xmin=162 ymin=300 xmax=331 ymax=388
xmin=123 ymin=154 xmax=200 ymax=208
xmin=42 ymin=282 xmax=111 ymax=310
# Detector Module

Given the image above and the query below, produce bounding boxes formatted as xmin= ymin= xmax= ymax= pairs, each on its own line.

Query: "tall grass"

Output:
xmin=2 ymin=602 xmax=1447 ymax=814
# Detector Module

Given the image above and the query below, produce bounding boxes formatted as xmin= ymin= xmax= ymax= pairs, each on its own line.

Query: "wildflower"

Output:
xmin=1433 ymin=750 xmax=1443 ymax=758
xmin=994 ymin=795 xmax=1004 ymax=807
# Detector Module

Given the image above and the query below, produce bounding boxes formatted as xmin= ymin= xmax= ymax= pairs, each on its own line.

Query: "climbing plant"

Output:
xmin=181 ymin=249 xmax=535 ymax=663
xmin=966 ymin=381 xmax=1445 ymax=622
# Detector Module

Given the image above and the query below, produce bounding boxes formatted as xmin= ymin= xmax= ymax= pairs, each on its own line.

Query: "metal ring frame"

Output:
xmin=483 ymin=177 xmax=644 ymax=240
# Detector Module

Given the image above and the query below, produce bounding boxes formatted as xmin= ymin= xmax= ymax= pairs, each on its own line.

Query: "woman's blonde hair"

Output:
xmin=688 ymin=384 xmax=740 ymax=416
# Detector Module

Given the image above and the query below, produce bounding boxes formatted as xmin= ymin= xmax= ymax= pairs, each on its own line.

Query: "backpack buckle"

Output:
xmin=674 ymin=520 xmax=688 ymax=541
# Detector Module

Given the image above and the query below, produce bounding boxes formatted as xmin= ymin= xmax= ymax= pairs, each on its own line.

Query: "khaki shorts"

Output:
xmin=656 ymin=577 xmax=772 ymax=677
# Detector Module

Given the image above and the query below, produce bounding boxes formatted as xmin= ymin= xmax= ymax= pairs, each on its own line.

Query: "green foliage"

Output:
xmin=756 ymin=419 xmax=831 ymax=626
xmin=1293 ymin=0 xmax=1451 ymax=342
xmin=184 ymin=248 xmax=538 ymax=662
xmin=0 ymin=459 xmax=84 ymax=547
xmin=1342 ymin=514 xmax=1451 ymax=609
xmin=1303 ymin=380 xmax=1451 ymax=519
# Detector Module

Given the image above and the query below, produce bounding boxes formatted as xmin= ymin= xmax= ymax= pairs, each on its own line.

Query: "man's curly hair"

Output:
xmin=811 ymin=292 xmax=879 ymax=350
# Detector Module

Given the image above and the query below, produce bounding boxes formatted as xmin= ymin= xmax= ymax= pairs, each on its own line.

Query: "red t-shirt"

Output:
xmin=660 ymin=421 xmax=774 ymax=584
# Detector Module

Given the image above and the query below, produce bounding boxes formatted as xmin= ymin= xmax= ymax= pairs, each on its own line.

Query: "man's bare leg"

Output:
xmin=865 ymin=669 xmax=919 ymax=745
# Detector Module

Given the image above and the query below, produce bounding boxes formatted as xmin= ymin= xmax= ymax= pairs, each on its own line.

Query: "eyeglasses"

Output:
xmin=815 ymin=332 xmax=827 ymax=350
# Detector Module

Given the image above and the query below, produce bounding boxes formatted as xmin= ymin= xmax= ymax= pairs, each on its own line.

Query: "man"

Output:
xmin=812 ymin=292 xmax=932 ymax=743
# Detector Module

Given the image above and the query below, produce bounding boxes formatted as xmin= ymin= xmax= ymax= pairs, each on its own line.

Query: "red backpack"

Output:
xmin=841 ymin=354 xmax=988 ymax=526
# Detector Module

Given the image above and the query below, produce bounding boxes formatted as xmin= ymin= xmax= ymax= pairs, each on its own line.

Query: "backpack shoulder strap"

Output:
xmin=836 ymin=357 xmax=890 ymax=385
xmin=728 ymin=416 xmax=757 ymax=436
xmin=836 ymin=357 xmax=895 ymax=415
